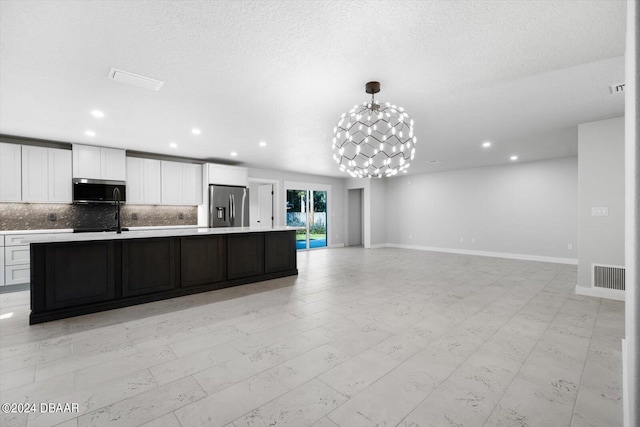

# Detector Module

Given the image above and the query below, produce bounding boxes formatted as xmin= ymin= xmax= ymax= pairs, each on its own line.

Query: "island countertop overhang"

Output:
xmin=23 ymin=226 xmax=303 ymax=244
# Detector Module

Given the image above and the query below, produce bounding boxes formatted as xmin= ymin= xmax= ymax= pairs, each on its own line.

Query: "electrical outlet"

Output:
xmin=178 ymin=212 xmax=185 ymax=220
xmin=47 ymin=213 xmax=56 ymax=221
xmin=131 ymin=213 xmax=138 ymax=220
xmin=568 ymin=243 xmax=573 ymax=250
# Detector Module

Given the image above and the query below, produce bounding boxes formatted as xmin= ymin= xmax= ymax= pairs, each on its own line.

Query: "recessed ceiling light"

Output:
xmin=91 ymin=110 xmax=104 ymax=118
xmin=482 ymin=141 xmax=491 ymax=148
xmin=230 ymin=151 xmax=238 ymax=157
xmin=259 ymin=141 xmax=267 ymax=147
xmin=85 ymin=130 xmax=96 ymax=137
xmin=191 ymin=128 xmax=201 ymax=135
xmin=169 ymin=142 xmax=177 ymax=148
xmin=510 ymin=155 xmax=518 ymax=161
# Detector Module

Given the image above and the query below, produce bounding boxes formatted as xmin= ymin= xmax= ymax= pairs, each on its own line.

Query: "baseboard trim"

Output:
xmin=328 ymin=243 xmax=345 ymax=248
xmin=574 ymin=285 xmax=625 ymax=301
xmin=369 ymin=244 xmax=387 ymax=249
xmin=381 ymin=243 xmax=578 ymax=265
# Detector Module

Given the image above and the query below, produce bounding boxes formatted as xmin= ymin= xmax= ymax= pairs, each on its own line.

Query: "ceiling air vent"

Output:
xmin=609 ymin=83 xmax=625 ymax=94
xmin=593 ymin=264 xmax=625 ymax=291
xmin=108 ymin=68 xmax=164 ymax=91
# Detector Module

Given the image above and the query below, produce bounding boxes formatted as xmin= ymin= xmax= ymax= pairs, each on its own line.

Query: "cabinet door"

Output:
xmin=182 ymin=164 xmax=202 ymax=205
xmin=48 ymin=148 xmax=72 ymax=203
xmin=73 ymin=144 xmax=101 ymax=179
xmin=227 ymin=233 xmax=264 ymax=280
xmin=265 ymin=231 xmax=297 ymax=273
xmin=180 ymin=236 xmax=225 ymax=287
xmin=45 ymin=241 xmax=115 ymax=309
xmin=143 ymin=159 xmax=162 ymax=204
xmin=125 ymin=157 xmax=144 ymax=204
xmin=161 ymin=161 xmax=183 ymax=205
xmin=0 ymin=143 xmax=22 ymax=202
xmin=101 ymin=148 xmax=126 ymax=181
xmin=208 ymin=164 xmax=229 ymax=185
xmin=122 ymin=238 xmax=177 ymax=296
xmin=21 ymin=145 xmax=49 ymax=202
xmin=228 ymin=167 xmax=248 ymax=187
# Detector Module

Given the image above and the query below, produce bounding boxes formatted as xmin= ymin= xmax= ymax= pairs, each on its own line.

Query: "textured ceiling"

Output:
xmin=0 ymin=0 xmax=626 ymax=177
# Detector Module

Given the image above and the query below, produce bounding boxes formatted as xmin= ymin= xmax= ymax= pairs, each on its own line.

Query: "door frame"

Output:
xmin=248 ymin=177 xmax=279 ymax=227
xmin=284 ymin=181 xmax=331 ymax=249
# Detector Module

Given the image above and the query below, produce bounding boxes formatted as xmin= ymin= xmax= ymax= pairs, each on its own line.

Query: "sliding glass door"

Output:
xmin=286 ymin=188 xmax=328 ymax=250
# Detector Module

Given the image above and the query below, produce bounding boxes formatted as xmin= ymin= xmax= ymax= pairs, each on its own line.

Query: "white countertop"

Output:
xmin=21 ymin=226 xmax=301 ymax=244
xmin=0 ymin=229 xmax=74 ymax=235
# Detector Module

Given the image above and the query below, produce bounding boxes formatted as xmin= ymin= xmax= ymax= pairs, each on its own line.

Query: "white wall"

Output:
xmin=384 ymin=156 xmax=579 ymax=262
xmin=577 ymin=116 xmax=625 ymax=294
xmin=249 ymin=167 xmax=345 ymax=246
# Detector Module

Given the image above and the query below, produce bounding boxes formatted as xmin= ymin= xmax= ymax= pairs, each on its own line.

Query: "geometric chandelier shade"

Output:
xmin=332 ymin=81 xmax=416 ymax=178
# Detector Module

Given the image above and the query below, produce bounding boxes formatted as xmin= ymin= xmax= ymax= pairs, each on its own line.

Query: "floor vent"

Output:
xmin=593 ymin=264 xmax=625 ymax=291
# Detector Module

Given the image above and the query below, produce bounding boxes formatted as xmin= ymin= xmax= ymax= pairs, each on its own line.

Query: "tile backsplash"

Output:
xmin=0 ymin=203 xmax=198 ymax=230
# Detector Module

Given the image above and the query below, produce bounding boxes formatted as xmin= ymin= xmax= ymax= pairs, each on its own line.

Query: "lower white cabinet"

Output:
xmin=5 ymin=265 xmax=29 ymax=286
xmin=0 ymin=240 xmax=4 ymax=286
xmin=2 ymin=232 xmax=66 ymax=286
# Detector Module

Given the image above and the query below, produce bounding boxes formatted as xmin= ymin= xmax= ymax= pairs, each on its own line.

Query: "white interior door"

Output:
xmin=258 ymin=184 xmax=273 ymax=228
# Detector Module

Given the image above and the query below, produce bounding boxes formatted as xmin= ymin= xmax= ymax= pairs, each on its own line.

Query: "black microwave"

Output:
xmin=72 ymin=179 xmax=126 ymax=204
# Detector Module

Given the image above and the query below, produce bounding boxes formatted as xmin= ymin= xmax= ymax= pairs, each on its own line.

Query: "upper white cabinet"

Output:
xmin=126 ymin=157 xmax=161 ymax=205
xmin=0 ymin=142 xmax=22 ymax=202
xmin=73 ymin=144 xmax=125 ymax=181
xmin=21 ymin=145 xmax=49 ymax=202
xmin=1 ymin=143 xmax=71 ymax=203
xmin=161 ymin=161 xmax=202 ymax=205
xmin=48 ymin=148 xmax=72 ymax=202
xmin=182 ymin=163 xmax=203 ymax=205
xmin=207 ymin=164 xmax=248 ymax=187
xmin=21 ymin=146 xmax=72 ymax=203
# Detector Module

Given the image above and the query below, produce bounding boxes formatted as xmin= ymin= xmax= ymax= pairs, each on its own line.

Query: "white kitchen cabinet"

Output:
xmin=101 ymin=147 xmax=126 ymax=181
xmin=5 ymin=265 xmax=30 ymax=286
xmin=2 ymin=232 xmax=69 ymax=286
xmin=21 ymin=145 xmax=49 ymax=202
xmin=207 ymin=163 xmax=247 ymax=187
xmin=126 ymin=157 xmax=161 ymax=204
xmin=22 ymin=146 xmax=71 ymax=203
xmin=48 ymin=148 xmax=72 ymax=202
xmin=161 ymin=161 xmax=183 ymax=205
xmin=0 ymin=142 xmax=22 ymax=202
xmin=73 ymin=144 xmax=101 ymax=179
xmin=73 ymin=144 xmax=126 ymax=180
xmin=182 ymin=163 xmax=203 ymax=205
xmin=161 ymin=161 xmax=202 ymax=205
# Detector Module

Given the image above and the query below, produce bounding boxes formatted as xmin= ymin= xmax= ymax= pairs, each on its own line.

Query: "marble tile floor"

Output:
xmin=0 ymin=247 xmax=624 ymax=427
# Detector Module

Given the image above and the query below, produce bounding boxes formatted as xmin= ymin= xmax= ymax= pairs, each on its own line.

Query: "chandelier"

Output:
xmin=332 ymin=81 xmax=416 ymax=178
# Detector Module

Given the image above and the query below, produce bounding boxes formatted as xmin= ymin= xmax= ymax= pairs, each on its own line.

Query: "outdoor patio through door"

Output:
xmin=286 ymin=189 xmax=327 ymax=250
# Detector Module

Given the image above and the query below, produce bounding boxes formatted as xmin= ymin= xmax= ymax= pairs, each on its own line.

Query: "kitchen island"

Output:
xmin=27 ymin=227 xmax=298 ymax=324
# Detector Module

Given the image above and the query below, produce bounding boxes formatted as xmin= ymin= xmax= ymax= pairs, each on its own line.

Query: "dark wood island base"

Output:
xmin=29 ymin=230 xmax=297 ymax=324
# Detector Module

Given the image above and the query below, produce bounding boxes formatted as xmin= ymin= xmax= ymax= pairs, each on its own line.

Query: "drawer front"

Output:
xmin=6 ymin=264 xmax=30 ymax=285
xmin=5 ymin=234 xmax=31 ymax=246
xmin=5 ymin=245 xmax=30 ymax=266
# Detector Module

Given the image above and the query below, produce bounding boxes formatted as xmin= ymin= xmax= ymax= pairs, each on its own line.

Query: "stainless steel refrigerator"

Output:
xmin=208 ymin=185 xmax=250 ymax=227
